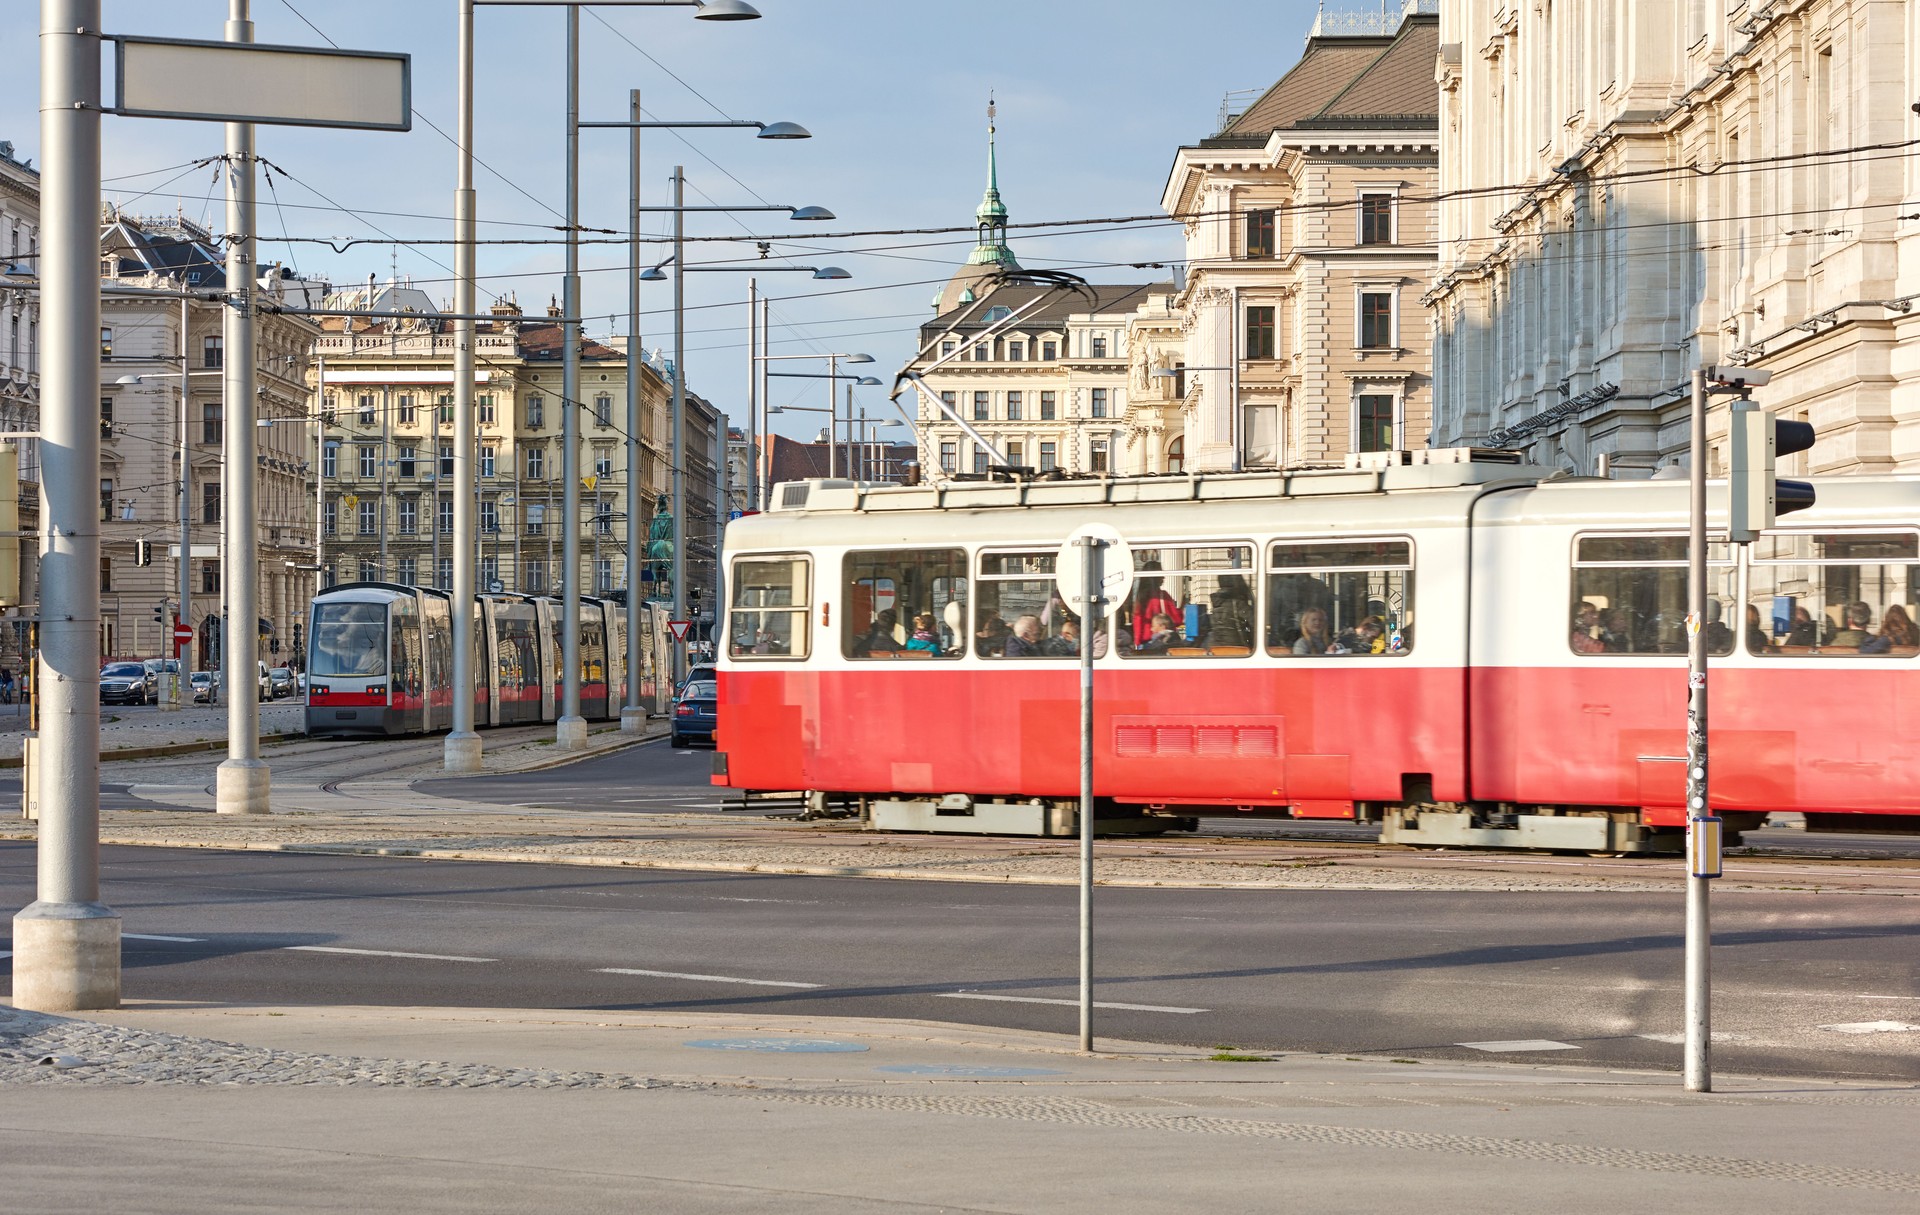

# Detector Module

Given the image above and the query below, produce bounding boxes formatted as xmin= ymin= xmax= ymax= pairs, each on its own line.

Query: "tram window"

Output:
xmin=1747 ymin=531 xmax=1919 ymax=658
xmin=730 ymin=555 xmax=811 ymax=659
xmin=975 ymin=550 xmax=1100 ymax=659
xmin=1119 ymin=544 xmax=1257 ymax=658
xmin=1570 ymin=534 xmax=1733 ymax=657
xmin=1265 ymin=539 xmax=1413 ymax=657
xmin=581 ymin=622 xmax=607 ymax=684
xmin=310 ymin=602 xmax=387 ymax=676
xmin=844 ymin=549 xmax=967 ymax=659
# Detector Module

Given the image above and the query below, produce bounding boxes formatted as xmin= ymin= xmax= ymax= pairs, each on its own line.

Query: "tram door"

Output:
xmin=580 ymin=603 xmax=609 ymax=720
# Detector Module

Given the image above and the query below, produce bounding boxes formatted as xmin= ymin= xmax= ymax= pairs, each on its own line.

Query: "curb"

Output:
xmin=420 ymin=726 xmax=666 ymax=780
xmin=0 ymin=731 xmax=303 ymax=769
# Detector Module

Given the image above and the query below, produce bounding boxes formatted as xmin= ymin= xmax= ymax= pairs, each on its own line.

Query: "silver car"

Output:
xmin=267 ymin=666 xmax=297 ymax=699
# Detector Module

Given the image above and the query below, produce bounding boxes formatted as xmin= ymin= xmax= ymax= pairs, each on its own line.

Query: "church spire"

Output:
xmin=966 ymin=92 xmax=1017 ymax=268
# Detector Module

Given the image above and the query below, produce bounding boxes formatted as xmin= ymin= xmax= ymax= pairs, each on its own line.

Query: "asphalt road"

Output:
xmin=4 ymin=842 xmax=1916 ymax=1081
xmin=428 ymin=737 xmax=731 ymax=812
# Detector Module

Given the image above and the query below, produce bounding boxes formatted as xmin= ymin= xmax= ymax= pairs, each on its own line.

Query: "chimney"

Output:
xmin=546 ymin=295 xmax=563 ymax=318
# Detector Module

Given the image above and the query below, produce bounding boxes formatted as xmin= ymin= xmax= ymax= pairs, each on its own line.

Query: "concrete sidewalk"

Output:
xmin=1 ymin=1001 xmax=1915 ymax=1214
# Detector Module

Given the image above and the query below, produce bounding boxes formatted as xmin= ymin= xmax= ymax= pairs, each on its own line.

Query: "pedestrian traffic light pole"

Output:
xmin=444 ymin=0 xmax=482 ymax=772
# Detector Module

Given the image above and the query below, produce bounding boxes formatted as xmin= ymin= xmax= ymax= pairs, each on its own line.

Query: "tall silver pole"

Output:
xmin=1684 ymin=367 xmax=1712 ymax=1092
xmin=178 ymin=295 xmax=192 ymax=691
xmin=378 ymin=386 xmax=389 ymax=578
xmin=444 ymin=0 xmax=481 ymax=770
xmin=669 ymin=165 xmax=687 ymax=685
xmin=758 ymin=295 xmax=769 ymax=506
xmin=216 ymin=0 xmax=268 ymax=816
xmin=14 ymin=0 xmax=120 ymax=1010
xmin=1078 ymin=535 xmax=1099 ymax=1052
xmin=826 ymin=353 xmax=837 ymax=477
xmin=555 ymin=7 xmax=586 ymax=748
xmin=620 ymin=87 xmax=646 ymax=732
xmin=312 ymin=355 xmax=323 ymax=595
xmin=745 ymin=278 xmax=757 ymax=510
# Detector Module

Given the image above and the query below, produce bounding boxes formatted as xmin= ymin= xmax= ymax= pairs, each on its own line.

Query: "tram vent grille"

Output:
xmin=1115 ymin=724 xmax=1278 ymax=758
xmin=780 ymin=484 xmax=810 ymax=509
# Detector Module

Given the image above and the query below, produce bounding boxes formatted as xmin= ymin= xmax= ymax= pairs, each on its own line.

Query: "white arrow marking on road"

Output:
xmin=286 ymin=945 xmax=497 ymax=963
xmin=124 ymin=933 xmax=206 ymax=943
xmin=938 ymin=992 xmax=1207 ymax=1014
xmin=597 ymin=967 xmax=821 ymax=989
xmin=1457 ymin=1039 xmax=1580 ymax=1052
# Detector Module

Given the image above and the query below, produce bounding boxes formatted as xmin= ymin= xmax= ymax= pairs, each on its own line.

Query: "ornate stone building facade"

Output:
xmin=1162 ymin=5 xmax=1440 ymax=470
xmin=1430 ymin=0 xmax=1920 ymax=475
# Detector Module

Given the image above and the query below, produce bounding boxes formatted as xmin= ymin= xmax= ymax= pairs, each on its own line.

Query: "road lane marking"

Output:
xmin=1819 ymin=1020 xmax=1920 ymax=1034
xmin=123 ymin=933 xmax=205 ymax=943
xmin=285 ymin=945 xmax=496 ymax=963
xmin=937 ymin=991 xmax=1207 ymax=1014
xmin=597 ymin=967 xmax=821 ymax=989
xmin=1457 ymin=1039 xmax=1580 ymax=1052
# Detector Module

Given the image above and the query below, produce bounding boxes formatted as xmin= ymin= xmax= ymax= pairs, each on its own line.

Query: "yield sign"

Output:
xmin=666 ymin=620 xmax=692 ymax=642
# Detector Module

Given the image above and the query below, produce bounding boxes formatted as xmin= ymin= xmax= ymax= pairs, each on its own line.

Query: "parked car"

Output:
xmin=189 ymin=671 xmax=216 ymax=704
xmin=99 ymin=662 xmax=154 ymax=706
xmin=257 ymin=661 xmax=273 ymax=699
xmin=266 ymin=666 xmax=296 ymax=699
xmin=678 ymin=664 xmax=717 ymax=696
xmin=670 ymin=679 xmax=718 ymax=748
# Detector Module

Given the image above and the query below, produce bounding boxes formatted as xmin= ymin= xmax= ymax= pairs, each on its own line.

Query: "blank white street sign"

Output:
xmin=112 ymin=37 xmax=411 ymax=132
xmin=1055 ymin=523 xmax=1131 ymax=617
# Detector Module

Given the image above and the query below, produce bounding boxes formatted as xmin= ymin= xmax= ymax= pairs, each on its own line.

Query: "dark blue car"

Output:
xmin=670 ymin=679 xmax=717 ymax=748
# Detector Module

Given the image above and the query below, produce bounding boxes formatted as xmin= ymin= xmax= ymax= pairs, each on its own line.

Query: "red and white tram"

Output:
xmin=711 ymin=454 xmax=1920 ymax=851
xmin=305 ymin=583 xmax=672 ymax=736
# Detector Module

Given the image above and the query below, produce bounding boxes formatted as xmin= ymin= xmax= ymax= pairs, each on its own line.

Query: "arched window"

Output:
xmin=1166 ymin=436 xmax=1185 ymax=474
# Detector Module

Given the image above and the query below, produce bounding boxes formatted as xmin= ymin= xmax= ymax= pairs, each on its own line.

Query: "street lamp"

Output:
xmin=759 ymin=354 xmax=876 ymax=479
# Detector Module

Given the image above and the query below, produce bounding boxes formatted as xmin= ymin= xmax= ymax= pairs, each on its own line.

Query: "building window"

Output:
xmin=357 ymin=499 xmax=378 ymax=535
xmin=397 ymin=557 xmax=416 ymax=585
xmin=1245 ymin=208 xmax=1275 ymax=258
xmin=480 ymin=557 xmax=499 ymax=588
xmin=1167 ymin=436 xmax=1185 ymax=474
xmin=99 ymin=397 xmax=113 ymax=439
xmin=1356 ymin=394 xmax=1396 ymax=453
xmin=476 ymin=393 xmax=494 ymax=425
xmin=479 ymin=445 xmax=496 ymax=478
xmin=353 ymin=558 xmax=374 ymax=582
xmin=940 ymin=341 xmax=956 ymax=357
xmin=200 ymin=559 xmax=219 ymax=593
xmin=972 ymin=446 xmax=989 ymax=474
xmin=594 ymin=448 xmax=613 ymax=477
xmin=322 ymin=443 xmax=338 ymax=478
xmin=1038 ymin=441 xmax=1057 ymax=472
xmin=594 ymin=506 xmax=612 ymax=535
xmin=1246 ymin=305 xmax=1276 ymax=359
xmin=397 ymin=394 xmax=416 ymax=425
xmin=527 ymin=396 xmax=544 ymax=429
xmin=973 ymin=391 xmax=989 ymax=421
xmin=480 ymin=499 xmax=498 ymax=533
xmin=436 ymin=557 xmax=452 ymax=590
xmin=323 ymin=498 xmax=338 ymax=537
xmin=596 ymin=557 xmax=614 ymax=594
xmin=1090 ymin=439 xmax=1109 ymax=473
xmin=522 ymin=558 xmax=546 ymax=593
xmin=1359 ymin=292 xmax=1395 ymax=349
xmin=1007 ymin=391 xmax=1022 ymax=421
xmin=594 ymin=394 xmax=612 ymax=427
xmin=358 ymin=394 xmax=375 ymax=425
xmin=1091 ymin=336 xmax=1108 ymax=358
xmin=939 ymin=390 xmax=956 ymax=416
xmin=1359 ymin=193 xmax=1394 ymax=245
xmin=201 ymin=483 xmax=219 ymax=524
xmin=1006 ymin=441 xmax=1024 ymax=466
xmin=437 ymin=395 xmax=452 ymax=424
xmin=1091 ymin=388 xmax=1108 ymax=419
xmin=98 ymin=555 xmax=114 ymax=593
xmin=524 ymin=504 xmax=545 ymax=536
xmin=438 ymin=498 xmax=453 ymax=535
xmin=439 ymin=444 xmax=453 ymax=477
xmin=100 ymin=326 xmax=113 ymax=358
xmin=201 ymin=402 xmax=222 ymax=445
xmin=202 ymin=335 xmax=223 ymax=368
xmin=1040 ymin=391 xmax=1056 ymax=420
xmin=321 ymin=394 xmax=336 ymax=426
xmin=395 ymin=446 xmax=415 ymax=478
xmin=398 ymin=497 xmax=417 ymax=534
xmin=1008 ymin=341 xmax=1025 ymax=361
xmin=972 ymin=342 xmax=990 ymax=362
xmin=1041 ymin=341 xmax=1057 ymax=361
xmin=939 ymin=441 xmax=957 ymax=473
xmin=358 ymin=446 xmax=377 ymax=478
xmin=99 ymin=477 xmax=114 ymax=522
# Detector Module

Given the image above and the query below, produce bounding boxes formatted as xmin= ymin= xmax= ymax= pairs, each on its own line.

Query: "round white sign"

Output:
xmin=1054 ymin=523 xmax=1132 ymax=616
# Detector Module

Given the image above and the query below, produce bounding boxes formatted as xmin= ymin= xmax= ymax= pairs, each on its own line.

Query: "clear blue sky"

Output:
xmin=1 ymin=0 xmax=1326 ymax=438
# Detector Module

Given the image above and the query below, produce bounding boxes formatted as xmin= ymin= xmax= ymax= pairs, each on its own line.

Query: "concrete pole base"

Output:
xmin=619 ymin=706 xmax=647 ymax=734
xmin=11 ymin=902 xmax=122 ymax=1011
xmin=443 ymin=731 xmax=483 ymax=773
xmin=555 ymin=716 xmax=588 ymax=751
xmin=215 ymin=758 xmax=272 ymax=815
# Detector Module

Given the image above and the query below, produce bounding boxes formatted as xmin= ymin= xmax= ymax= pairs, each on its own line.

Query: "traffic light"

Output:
xmin=1728 ymin=402 xmax=1816 ymax=543
xmin=135 ymin=538 xmax=153 ymax=566
xmin=153 ymin=603 xmax=165 ymax=625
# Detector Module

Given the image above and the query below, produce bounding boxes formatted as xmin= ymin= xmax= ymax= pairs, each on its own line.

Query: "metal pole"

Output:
xmin=1078 ymin=534 xmax=1099 ymax=1052
xmin=444 ymin=0 xmax=482 ymax=770
xmin=379 ymin=386 xmax=389 ymax=579
xmin=178 ymin=295 xmax=192 ymax=695
xmin=216 ymin=0 xmax=268 ymax=816
xmin=745 ymin=278 xmax=757 ymax=510
xmin=826 ymin=353 xmax=837 ymax=477
xmin=555 ymin=7 xmax=586 ymax=748
xmin=1684 ymin=367 xmax=1712 ymax=1092
xmin=312 ymin=355 xmax=323 ymax=595
xmin=13 ymin=0 xmax=120 ymax=1010
xmin=758 ymin=295 xmax=770 ymax=505
xmin=669 ymin=165 xmax=686 ymax=686
xmin=620 ymin=87 xmax=646 ymax=732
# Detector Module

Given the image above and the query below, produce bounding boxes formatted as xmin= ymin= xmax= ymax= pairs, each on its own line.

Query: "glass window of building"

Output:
xmin=1007 ymin=391 xmax=1022 ymax=421
xmin=1245 ymin=208 xmax=1275 ymax=258
xmin=1040 ymin=391 xmax=1056 ymax=420
xmin=1359 ymin=293 xmax=1394 ymax=348
xmin=1039 ymin=442 xmax=1057 ymax=471
xmin=398 ymin=497 xmax=417 ymax=534
xmin=1356 ymin=394 xmax=1394 ymax=453
xmin=397 ymin=394 xmax=416 ymax=425
xmin=973 ymin=391 xmax=989 ymax=421
xmin=1091 ymin=388 xmax=1108 ymax=418
xmin=1246 ymin=306 xmax=1276 ymax=359
xmin=1359 ymin=193 xmax=1394 ymax=245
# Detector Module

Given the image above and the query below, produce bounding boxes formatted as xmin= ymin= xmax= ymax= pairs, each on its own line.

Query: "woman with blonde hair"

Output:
xmin=1292 ymin=607 xmax=1331 ymax=655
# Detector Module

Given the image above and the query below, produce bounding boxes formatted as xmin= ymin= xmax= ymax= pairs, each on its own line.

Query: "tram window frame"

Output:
xmin=1116 ymin=542 xmax=1258 ymax=659
xmin=1265 ymin=537 xmax=1415 ymax=657
xmin=1569 ymin=533 xmax=1734 ymax=658
xmin=1746 ymin=529 xmax=1920 ymax=659
xmin=728 ymin=553 xmax=811 ymax=660
xmin=842 ymin=547 xmax=968 ymax=660
xmin=974 ymin=548 xmax=1099 ymax=660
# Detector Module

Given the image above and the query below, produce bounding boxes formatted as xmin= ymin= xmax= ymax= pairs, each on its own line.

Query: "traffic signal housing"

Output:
xmin=1728 ymin=402 xmax=1816 ymax=543
xmin=135 ymin=538 xmax=153 ymax=566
